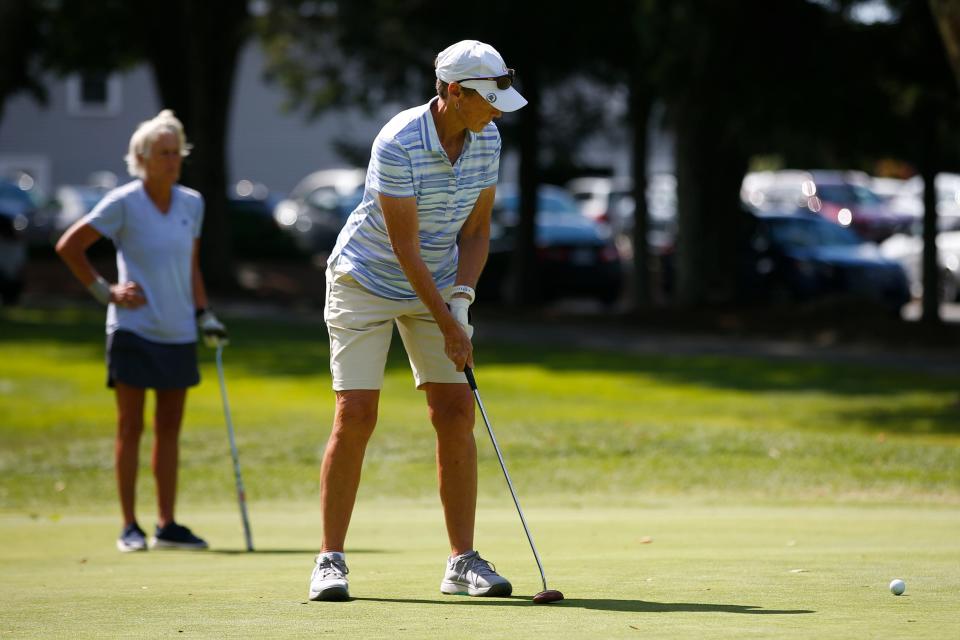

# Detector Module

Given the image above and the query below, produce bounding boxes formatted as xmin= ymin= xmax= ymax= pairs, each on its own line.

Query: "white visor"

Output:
xmin=458 ymin=79 xmax=528 ymax=113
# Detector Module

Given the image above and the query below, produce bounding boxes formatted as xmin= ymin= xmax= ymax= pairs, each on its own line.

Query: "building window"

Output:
xmin=66 ymin=72 xmax=123 ymax=117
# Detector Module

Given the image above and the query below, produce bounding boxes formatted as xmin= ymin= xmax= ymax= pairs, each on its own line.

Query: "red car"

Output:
xmin=743 ymin=170 xmax=913 ymax=243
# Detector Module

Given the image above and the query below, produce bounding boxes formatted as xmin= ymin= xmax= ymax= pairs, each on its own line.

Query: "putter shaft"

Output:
xmin=216 ymin=345 xmax=254 ymax=552
xmin=465 ymin=366 xmax=550 ymax=593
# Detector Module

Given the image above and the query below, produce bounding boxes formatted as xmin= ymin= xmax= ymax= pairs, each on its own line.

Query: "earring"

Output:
xmin=456 ymin=101 xmax=461 ymax=111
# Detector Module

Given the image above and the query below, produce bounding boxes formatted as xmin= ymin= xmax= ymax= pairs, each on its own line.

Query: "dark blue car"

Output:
xmin=739 ymin=208 xmax=911 ymax=313
xmin=479 ymin=184 xmax=623 ymax=305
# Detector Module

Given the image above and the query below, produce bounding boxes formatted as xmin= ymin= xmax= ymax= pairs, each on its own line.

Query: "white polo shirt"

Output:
xmin=328 ymin=97 xmax=501 ymax=299
xmin=84 ymin=180 xmax=204 ymax=343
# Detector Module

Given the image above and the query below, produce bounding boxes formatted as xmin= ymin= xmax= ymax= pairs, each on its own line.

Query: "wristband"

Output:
xmin=88 ymin=276 xmax=111 ymax=305
xmin=450 ymin=285 xmax=476 ymax=304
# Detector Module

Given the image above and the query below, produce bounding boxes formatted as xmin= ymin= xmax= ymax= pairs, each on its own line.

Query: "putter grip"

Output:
xmin=464 ymin=366 xmax=478 ymax=390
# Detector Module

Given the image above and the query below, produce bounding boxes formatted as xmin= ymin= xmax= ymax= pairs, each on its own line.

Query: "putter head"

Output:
xmin=532 ymin=589 xmax=564 ymax=604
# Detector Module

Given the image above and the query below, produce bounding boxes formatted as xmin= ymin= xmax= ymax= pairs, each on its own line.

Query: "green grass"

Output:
xmin=1 ymin=306 xmax=959 ymax=638
xmin=2 ymin=503 xmax=958 ymax=639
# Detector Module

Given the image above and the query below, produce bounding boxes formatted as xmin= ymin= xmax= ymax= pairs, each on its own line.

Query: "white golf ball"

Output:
xmin=889 ymin=579 xmax=906 ymax=596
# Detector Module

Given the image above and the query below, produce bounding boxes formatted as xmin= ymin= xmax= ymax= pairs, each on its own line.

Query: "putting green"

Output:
xmin=2 ymin=500 xmax=957 ymax=639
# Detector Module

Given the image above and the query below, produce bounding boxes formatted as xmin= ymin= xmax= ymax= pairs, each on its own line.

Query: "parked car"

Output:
xmin=566 ymin=175 xmax=632 ymax=225
xmin=873 ymin=173 xmax=960 ymax=232
xmin=738 ymin=206 xmax=911 ymax=313
xmin=273 ymin=168 xmax=366 ymax=255
xmin=742 ymin=170 xmax=912 ymax=242
xmin=0 ymin=179 xmax=35 ymax=225
xmin=566 ymin=173 xmax=677 ymax=236
xmin=0 ymin=180 xmax=32 ymax=304
xmin=227 ymin=186 xmax=308 ymax=261
xmin=480 ymin=184 xmax=623 ymax=305
xmin=880 ymin=221 xmax=960 ymax=302
xmin=566 ymin=174 xmax=677 ymax=298
xmin=50 ymin=184 xmax=110 ymax=233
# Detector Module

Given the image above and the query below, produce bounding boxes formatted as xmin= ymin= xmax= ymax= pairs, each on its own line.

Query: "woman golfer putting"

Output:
xmin=308 ymin=39 xmax=526 ymax=601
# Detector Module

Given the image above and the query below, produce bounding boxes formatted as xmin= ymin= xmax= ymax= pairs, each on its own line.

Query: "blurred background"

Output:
xmin=2 ymin=0 xmax=960 ymax=345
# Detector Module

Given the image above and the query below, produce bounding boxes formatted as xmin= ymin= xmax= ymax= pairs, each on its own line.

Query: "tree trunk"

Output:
xmin=920 ymin=167 xmax=942 ymax=324
xmin=509 ymin=55 xmax=541 ymax=307
xmin=673 ymin=108 xmax=748 ymax=307
xmin=144 ymin=1 xmax=249 ymax=289
xmin=929 ymin=0 xmax=960 ymax=90
xmin=628 ymin=69 xmax=652 ymax=310
xmin=0 ymin=0 xmax=45 ymax=128
xmin=674 ymin=111 xmax=704 ymax=307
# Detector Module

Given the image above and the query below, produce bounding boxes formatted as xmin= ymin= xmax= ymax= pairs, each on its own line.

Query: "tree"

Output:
xmin=930 ymin=0 xmax=960 ymax=88
xmin=634 ymin=0 xmax=960 ymax=321
xmin=637 ymin=1 xmax=857 ymax=307
xmin=926 ymin=0 xmax=960 ymax=322
xmin=258 ymin=0 xmax=632 ymax=306
xmin=0 ymin=0 xmax=45 ymax=128
xmin=39 ymin=1 xmax=252 ymax=286
xmin=886 ymin=1 xmax=960 ymax=324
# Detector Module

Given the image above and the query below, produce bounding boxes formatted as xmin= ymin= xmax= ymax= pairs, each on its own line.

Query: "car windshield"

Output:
xmin=0 ymin=182 xmax=34 ymax=214
xmin=816 ymin=183 xmax=883 ymax=205
xmin=768 ymin=217 xmax=862 ymax=247
xmin=340 ymin=186 xmax=364 ymax=213
xmin=815 ymin=184 xmax=856 ymax=204
xmin=850 ymin=184 xmax=884 ymax=205
xmin=495 ymin=189 xmax=582 ymax=225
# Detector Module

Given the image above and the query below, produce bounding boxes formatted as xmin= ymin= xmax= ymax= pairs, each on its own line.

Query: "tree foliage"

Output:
xmin=0 ymin=0 xmax=46 ymax=126
xmin=27 ymin=1 xmax=252 ymax=286
xmin=9 ymin=0 xmax=960 ymax=316
xmin=634 ymin=0 xmax=960 ymax=311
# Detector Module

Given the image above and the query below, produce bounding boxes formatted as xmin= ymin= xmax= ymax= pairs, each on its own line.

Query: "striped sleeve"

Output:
xmin=481 ymin=128 xmax=501 ymax=188
xmin=367 ymin=134 xmax=415 ymax=198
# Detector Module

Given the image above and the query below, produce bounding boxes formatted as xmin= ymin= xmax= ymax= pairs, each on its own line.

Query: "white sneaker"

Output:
xmin=309 ymin=552 xmax=350 ymax=601
xmin=117 ymin=522 xmax=147 ymax=553
xmin=441 ymin=550 xmax=513 ymax=597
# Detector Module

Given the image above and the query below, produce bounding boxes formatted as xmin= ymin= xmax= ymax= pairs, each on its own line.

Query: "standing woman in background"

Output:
xmin=56 ymin=109 xmax=227 ymax=552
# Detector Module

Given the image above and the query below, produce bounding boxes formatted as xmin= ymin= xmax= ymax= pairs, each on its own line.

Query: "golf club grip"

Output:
xmin=464 ymin=365 xmax=478 ymax=390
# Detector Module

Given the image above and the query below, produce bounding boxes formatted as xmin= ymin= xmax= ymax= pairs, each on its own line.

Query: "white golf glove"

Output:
xmin=197 ymin=309 xmax=228 ymax=347
xmin=449 ymin=285 xmax=475 ymax=339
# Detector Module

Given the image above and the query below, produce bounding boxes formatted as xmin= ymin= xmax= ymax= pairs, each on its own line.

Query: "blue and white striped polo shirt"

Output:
xmin=328 ymin=97 xmax=501 ymax=299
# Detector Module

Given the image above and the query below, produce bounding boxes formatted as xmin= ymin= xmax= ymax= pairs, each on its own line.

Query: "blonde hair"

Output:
xmin=124 ymin=109 xmax=192 ymax=178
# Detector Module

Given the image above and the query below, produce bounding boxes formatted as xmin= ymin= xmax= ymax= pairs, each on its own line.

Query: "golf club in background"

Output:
xmin=464 ymin=365 xmax=564 ymax=605
xmin=215 ymin=343 xmax=254 ymax=552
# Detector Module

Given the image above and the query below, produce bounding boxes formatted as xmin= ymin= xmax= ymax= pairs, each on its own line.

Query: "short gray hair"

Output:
xmin=124 ymin=109 xmax=192 ymax=178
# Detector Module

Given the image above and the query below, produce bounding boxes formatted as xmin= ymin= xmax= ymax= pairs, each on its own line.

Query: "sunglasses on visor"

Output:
xmin=457 ymin=68 xmax=515 ymax=90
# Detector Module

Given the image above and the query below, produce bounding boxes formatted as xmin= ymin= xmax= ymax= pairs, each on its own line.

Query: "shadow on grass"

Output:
xmin=4 ymin=308 xmax=958 ymax=434
xmin=350 ymin=596 xmax=814 ymax=614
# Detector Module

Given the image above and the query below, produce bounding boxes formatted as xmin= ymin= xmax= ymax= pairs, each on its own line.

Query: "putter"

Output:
xmin=215 ymin=343 xmax=254 ymax=552
xmin=464 ymin=366 xmax=564 ymax=605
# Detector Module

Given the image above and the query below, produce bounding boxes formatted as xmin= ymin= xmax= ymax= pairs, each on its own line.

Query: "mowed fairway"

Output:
xmin=1 ymin=307 xmax=959 ymax=639
xmin=2 ymin=504 xmax=958 ymax=639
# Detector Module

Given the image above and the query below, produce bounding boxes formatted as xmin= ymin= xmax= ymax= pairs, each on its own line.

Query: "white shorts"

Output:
xmin=324 ymin=267 xmax=466 ymax=390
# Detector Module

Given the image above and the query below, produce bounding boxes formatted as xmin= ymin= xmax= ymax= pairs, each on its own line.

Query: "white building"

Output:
xmin=0 ymin=42 xmax=659 ymax=201
xmin=0 ymin=43 xmax=391 ymax=199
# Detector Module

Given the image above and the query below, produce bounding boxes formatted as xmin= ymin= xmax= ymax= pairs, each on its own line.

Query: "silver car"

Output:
xmin=272 ymin=168 xmax=366 ymax=255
